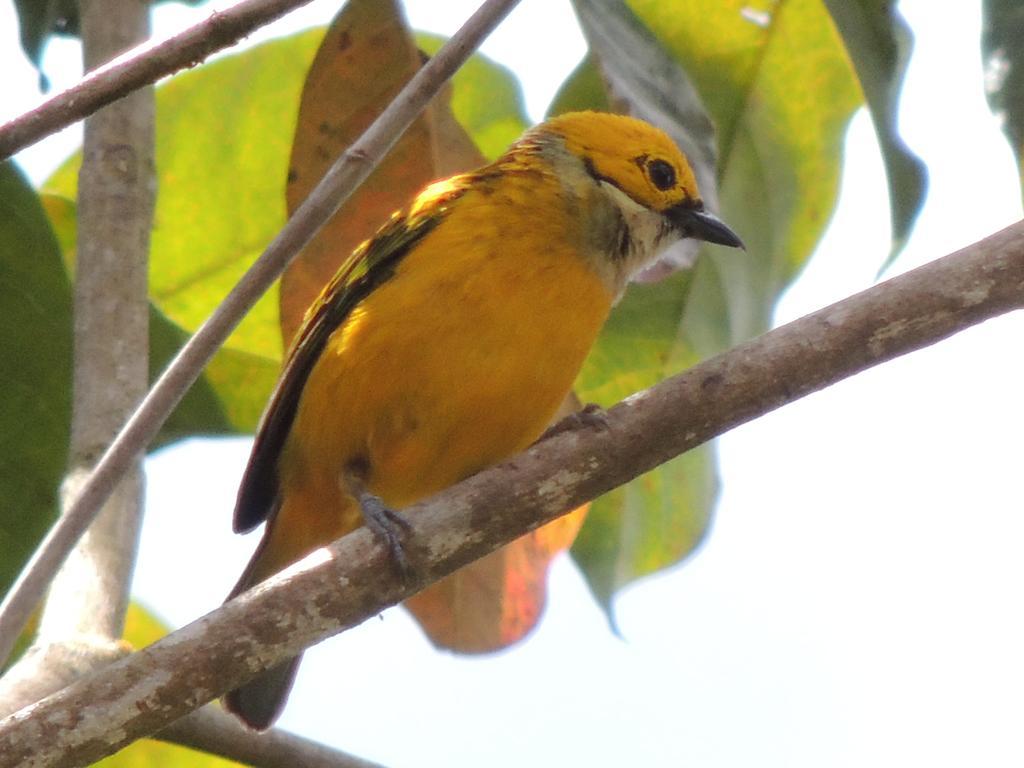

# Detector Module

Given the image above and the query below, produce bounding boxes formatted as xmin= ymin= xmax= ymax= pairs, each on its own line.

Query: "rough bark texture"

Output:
xmin=0 ymin=219 xmax=1020 ymax=768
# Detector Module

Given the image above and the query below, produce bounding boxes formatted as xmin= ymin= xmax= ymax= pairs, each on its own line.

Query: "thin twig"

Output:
xmin=158 ymin=707 xmax=385 ymax=768
xmin=0 ymin=0 xmax=522 ymax=668
xmin=1 ymin=220 xmax=1021 ymax=768
xmin=0 ymin=0 xmax=316 ymax=159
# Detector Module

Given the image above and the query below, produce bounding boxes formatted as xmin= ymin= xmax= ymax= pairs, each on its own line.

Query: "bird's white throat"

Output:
xmin=598 ymin=180 xmax=681 ymax=296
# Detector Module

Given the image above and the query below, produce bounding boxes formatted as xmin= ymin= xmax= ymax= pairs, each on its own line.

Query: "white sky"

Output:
xmin=4 ymin=1 xmax=1024 ymax=766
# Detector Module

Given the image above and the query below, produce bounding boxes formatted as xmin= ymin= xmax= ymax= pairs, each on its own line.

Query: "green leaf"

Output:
xmin=41 ymin=194 xmax=270 ymax=441
xmin=0 ymin=161 xmax=71 ymax=598
xmin=147 ymin=307 xmax=235 ymax=447
xmin=12 ymin=0 xmax=78 ymax=87
xmin=45 ymin=28 xmax=328 ymax=366
xmin=567 ymin=0 xmax=863 ymax=612
xmin=824 ymin=0 xmax=927 ymax=266
xmin=197 ymin=345 xmax=278 ymax=434
xmin=571 ymin=0 xmax=722 ymax=277
xmin=547 ymin=55 xmax=611 ymax=117
xmin=12 ymin=0 xmax=203 ymax=89
xmin=416 ymin=33 xmax=529 ymax=161
xmin=627 ymin=0 xmax=862 ymax=344
xmin=577 ymin=273 xmax=695 ymax=407
xmin=562 ymin=0 xmax=733 ymax=616
xmin=44 ymin=30 xmax=331 ymax=437
xmin=573 ymin=450 xmax=717 ymax=613
xmin=982 ymin=0 xmax=1024 ymax=192
xmin=574 ymin=273 xmax=718 ymax=609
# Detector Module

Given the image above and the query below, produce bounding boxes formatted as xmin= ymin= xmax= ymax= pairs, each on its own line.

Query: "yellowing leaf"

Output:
xmin=122 ymin=601 xmax=170 ymax=649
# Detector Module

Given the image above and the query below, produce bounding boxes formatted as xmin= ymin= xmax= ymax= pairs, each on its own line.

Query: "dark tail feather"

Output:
xmin=223 ymin=656 xmax=302 ymax=731
xmin=222 ymin=522 xmax=300 ymax=731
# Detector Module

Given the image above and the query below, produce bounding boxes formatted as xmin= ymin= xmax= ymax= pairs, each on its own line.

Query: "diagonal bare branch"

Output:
xmin=0 ymin=0 xmax=316 ymax=159
xmin=0 ymin=655 xmax=384 ymax=767
xmin=1 ymin=219 xmax=1020 ymax=768
xmin=0 ymin=0 xmax=522 ymax=671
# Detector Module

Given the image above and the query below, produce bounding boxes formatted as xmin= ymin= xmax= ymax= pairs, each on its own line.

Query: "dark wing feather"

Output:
xmin=232 ymin=197 xmax=458 ymax=533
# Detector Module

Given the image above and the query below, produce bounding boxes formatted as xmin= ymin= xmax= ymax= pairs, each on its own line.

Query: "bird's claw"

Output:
xmin=538 ymin=402 xmax=609 ymax=442
xmin=359 ymin=492 xmax=413 ymax=582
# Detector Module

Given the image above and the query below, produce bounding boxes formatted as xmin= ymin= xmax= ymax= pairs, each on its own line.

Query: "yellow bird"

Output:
xmin=224 ymin=111 xmax=743 ymax=729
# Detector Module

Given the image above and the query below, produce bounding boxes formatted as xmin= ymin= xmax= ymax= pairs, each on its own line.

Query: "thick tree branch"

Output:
xmin=0 ymin=662 xmax=380 ymax=768
xmin=35 ymin=0 xmax=154 ymax=650
xmin=0 ymin=0 xmax=319 ymax=159
xmin=0 ymin=641 xmax=126 ymax=718
xmin=1 ymin=220 xmax=1021 ymax=768
xmin=0 ymin=0 xmax=156 ymax=730
xmin=0 ymin=0 xmax=522 ymax=668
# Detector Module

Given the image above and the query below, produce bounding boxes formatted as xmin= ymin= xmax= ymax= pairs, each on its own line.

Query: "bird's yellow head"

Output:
xmin=517 ymin=111 xmax=743 ymax=292
xmin=546 ymin=111 xmax=701 ymax=210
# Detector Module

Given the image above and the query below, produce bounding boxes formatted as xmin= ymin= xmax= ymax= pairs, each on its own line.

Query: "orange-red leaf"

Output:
xmin=405 ymin=503 xmax=589 ymax=653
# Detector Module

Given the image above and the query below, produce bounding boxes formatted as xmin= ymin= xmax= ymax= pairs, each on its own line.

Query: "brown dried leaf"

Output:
xmin=280 ymin=0 xmax=483 ymax=343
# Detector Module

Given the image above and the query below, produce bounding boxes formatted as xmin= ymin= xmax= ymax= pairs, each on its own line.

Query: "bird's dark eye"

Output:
xmin=647 ymin=159 xmax=677 ymax=191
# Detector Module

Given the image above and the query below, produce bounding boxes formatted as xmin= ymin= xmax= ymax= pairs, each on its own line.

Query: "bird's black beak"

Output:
xmin=666 ymin=202 xmax=744 ymax=249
